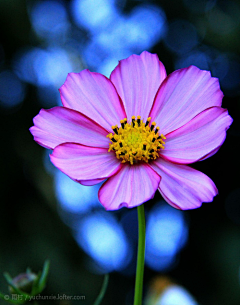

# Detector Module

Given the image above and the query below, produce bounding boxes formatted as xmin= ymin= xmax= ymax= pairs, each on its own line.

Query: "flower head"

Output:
xmin=30 ymin=51 xmax=233 ymax=210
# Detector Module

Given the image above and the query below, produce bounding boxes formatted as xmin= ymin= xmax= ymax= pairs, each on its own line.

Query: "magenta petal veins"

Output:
xmin=59 ymin=70 xmax=126 ymax=132
xmin=30 ymin=107 xmax=110 ymax=150
xmin=98 ymin=163 xmax=160 ymax=210
xmin=50 ymin=143 xmax=122 ymax=182
xmin=150 ymin=158 xmax=218 ymax=210
xmin=161 ymin=107 xmax=233 ymax=164
xmin=110 ymin=51 xmax=167 ymax=119
xmin=150 ymin=65 xmax=223 ymax=135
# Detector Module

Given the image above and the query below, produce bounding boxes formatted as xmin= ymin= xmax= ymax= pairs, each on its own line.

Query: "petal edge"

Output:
xmin=30 ymin=107 xmax=110 ymax=149
xmin=150 ymin=159 xmax=218 ymax=210
xmin=150 ymin=65 xmax=223 ymax=135
xmin=50 ymin=143 xmax=122 ymax=182
xmin=160 ymin=107 xmax=233 ymax=164
xmin=59 ymin=70 xmax=126 ymax=132
xmin=99 ymin=163 xmax=160 ymax=210
xmin=110 ymin=51 xmax=167 ymax=119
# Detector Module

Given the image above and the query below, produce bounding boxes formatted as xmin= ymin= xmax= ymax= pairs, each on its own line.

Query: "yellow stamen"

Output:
xmin=107 ymin=116 xmax=166 ymax=165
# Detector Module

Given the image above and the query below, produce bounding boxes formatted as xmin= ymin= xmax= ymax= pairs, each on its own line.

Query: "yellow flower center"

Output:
xmin=107 ymin=116 xmax=166 ymax=165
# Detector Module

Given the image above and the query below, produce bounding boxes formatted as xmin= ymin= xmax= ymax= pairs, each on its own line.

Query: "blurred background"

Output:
xmin=0 ymin=0 xmax=239 ymax=304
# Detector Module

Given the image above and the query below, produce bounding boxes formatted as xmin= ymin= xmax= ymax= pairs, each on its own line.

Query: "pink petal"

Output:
xmin=59 ymin=70 xmax=126 ymax=132
xmin=150 ymin=65 xmax=223 ymax=135
xmin=110 ymin=51 xmax=167 ymax=120
xmin=150 ymin=158 xmax=218 ymax=210
xmin=30 ymin=107 xmax=110 ymax=150
xmin=79 ymin=178 xmax=106 ymax=186
xmin=98 ymin=163 xmax=160 ymax=210
xmin=161 ymin=107 xmax=233 ymax=164
xmin=50 ymin=144 xmax=122 ymax=182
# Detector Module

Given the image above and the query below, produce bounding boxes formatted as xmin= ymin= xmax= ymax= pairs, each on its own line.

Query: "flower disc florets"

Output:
xmin=107 ymin=116 xmax=166 ymax=165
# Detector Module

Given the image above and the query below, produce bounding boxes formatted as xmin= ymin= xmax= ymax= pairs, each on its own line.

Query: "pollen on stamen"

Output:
xmin=137 ymin=116 xmax=141 ymax=126
xmin=145 ymin=117 xmax=151 ymax=127
xmin=107 ymin=116 xmax=166 ymax=165
xmin=150 ymin=122 xmax=156 ymax=131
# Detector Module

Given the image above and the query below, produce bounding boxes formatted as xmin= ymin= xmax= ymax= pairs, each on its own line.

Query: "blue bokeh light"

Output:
xmin=43 ymin=149 xmax=56 ymax=175
xmin=54 ymin=170 xmax=100 ymax=214
xmin=145 ymin=202 xmax=188 ymax=271
xmin=121 ymin=5 xmax=166 ymax=52
xmin=71 ymin=0 xmax=118 ymax=33
xmin=82 ymin=4 xmax=166 ymax=75
xmin=97 ymin=56 xmax=129 ymax=78
xmin=30 ymin=0 xmax=69 ymax=40
xmin=174 ymin=47 xmax=240 ymax=95
xmin=158 ymin=285 xmax=198 ymax=305
xmin=75 ymin=212 xmax=131 ymax=272
xmin=13 ymin=48 xmax=40 ymax=84
xmin=219 ymin=57 xmax=240 ymax=93
xmin=0 ymin=70 xmax=26 ymax=108
xmin=14 ymin=47 xmax=73 ymax=87
xmin=164 ymin=19 xmax=199 ymax=55
xmin=32 ymin=47 xmax=73 ymax=87
xmin=175 ymin=50 xmax=210 ymax=71
xmin=209 ymin=52 xmax=229 ymax=81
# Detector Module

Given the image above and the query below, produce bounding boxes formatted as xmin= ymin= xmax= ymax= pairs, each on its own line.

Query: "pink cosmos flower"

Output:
xmin=30 ymin=51 xmax=233 ymax=210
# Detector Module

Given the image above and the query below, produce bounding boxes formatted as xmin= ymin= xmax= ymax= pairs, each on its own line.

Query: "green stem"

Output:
xmin=133 ymin=204 xmax=146 ymax=305
xmin=93 ymin=274 xmax=109 ymax=305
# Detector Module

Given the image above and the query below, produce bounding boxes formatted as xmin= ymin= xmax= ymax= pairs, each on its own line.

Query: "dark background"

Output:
xmin=0 ymin=0 xmax=240 ymax=304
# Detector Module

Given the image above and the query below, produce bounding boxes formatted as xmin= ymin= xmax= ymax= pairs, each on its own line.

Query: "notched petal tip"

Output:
xmin=151 ymin=159 xmax=218 ymax=210
xmin=29 ymin=125 xmax=34 ymax=135
xmin=98 ymin=164 xmax=160 ymax=211
xmin=110 ymin=51 xmax=167 ymax=120
xmin=150 ymin=63 xmax=224 ymax=135
xmin=59 ymin=70 xmax=89 ymax=89
xmin=161 ymin=106 xmax=233 ymax=164
xmin=116 ymin=202 xmax=129 ymax=210
xmin=50 ymin=143 xmax=121 ymax=183
xmin=58 ymin=69 xmax=126 ymax=131
xmin=29 ymin=106 xmax=110 ymax=150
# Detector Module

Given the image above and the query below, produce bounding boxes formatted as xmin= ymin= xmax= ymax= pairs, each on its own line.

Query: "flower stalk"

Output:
xmin=134 ymin=204 xmax=146 ymax=305
xmin=93 ymin=274 xmax=109 ymax=305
